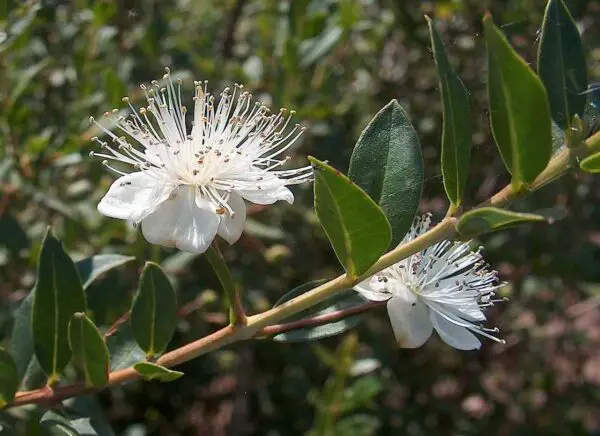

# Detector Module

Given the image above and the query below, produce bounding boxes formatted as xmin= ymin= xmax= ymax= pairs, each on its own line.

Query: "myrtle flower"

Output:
xmin=354 ymin=215 xmax=506 ymax=350
xmin=90 ymin=68 xmax=311 ymax=253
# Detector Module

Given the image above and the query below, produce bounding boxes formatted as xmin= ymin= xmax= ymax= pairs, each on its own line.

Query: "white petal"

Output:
xmin=430 ymin=311 xmax=481 ymax=350
xmin=353 ymin=282 xmax=391 ymax=302
xmin=238 ymin=185 xmax=294 ymax=205
xmin=141 ymin=186 xmax=219 ymax=253
xmin=217 ymin=192 xmax=247 ymax=244
xmin=387 ymin=296 xmax=433 ymax=348
xmin=97 ymin=172 xmax=176 ymax=222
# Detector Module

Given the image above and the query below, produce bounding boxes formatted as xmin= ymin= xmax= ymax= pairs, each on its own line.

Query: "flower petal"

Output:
xmin=217 ymin=192 xmax=247 ymax=244
xmin=387 ymin=296 xmax=433 ymax=348
xmin=354 ymin=281 xmax=391 ymax=302
xmin=97 ymin=172 xmax=176 ymax=222
xmin=430 ymin=311 xmax=481 ymax=350
xmin=238 ymin=185 xmax=294 ymax=205
xmin=141 ymin=186 xmax=219 ymax=253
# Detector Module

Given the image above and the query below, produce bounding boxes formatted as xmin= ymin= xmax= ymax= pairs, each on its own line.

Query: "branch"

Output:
xmin=260 ymin=300 xmax=386 ymax=337
xmin=9 ymin=130 xmax=600 ymax=408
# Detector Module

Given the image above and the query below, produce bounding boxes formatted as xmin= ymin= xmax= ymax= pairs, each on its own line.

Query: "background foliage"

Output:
xmin=1 ymin=0 xmax=600 ymax=434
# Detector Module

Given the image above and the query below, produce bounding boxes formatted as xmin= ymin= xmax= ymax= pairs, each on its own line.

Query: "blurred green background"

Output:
xmin=1 ymin=0 xmax=600 ymax=435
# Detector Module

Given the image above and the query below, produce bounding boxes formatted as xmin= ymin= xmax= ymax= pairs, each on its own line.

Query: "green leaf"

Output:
xmin=271 ymin=280 xmax=368 ymax=342
xmin=348 ymin=100 xmax=424 ymax=245
xmin=457 ymin=207 xmax=546 ymax=237
xmin=483 ymin=14 xmax=552 ymax=188
xmin=538 ymin=0 xmax=588 ymax=128
xmin=32 ymin=228 xmax=87 ymax=383
xmin=68 ymin=313 xmax=109 ymax=388
xmin=75 ymin=254 xmax=136 ymax=290
xmin=310 ymin=158 xmax=392 ymax=277
xmin=10 ymin=255 xmax=133 ymax=388
xmin=580 ymin=152 xmax=600 ymax=173
xmin=0 ymin=349 xmax=18 ymax=408
xmin=426 ymin=17 xmax=472 ymax=210
xmin=133 ymin=362 xmax=183 ymax=382
xmin=130 ymin=262 xmax=178 ymax=358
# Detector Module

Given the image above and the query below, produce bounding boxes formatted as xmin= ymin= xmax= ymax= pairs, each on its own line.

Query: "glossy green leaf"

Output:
xmin=310 ymin=158 xmax=391 ymax=277
xmin=538 ymin=0 xmax=587 ymax=128
xmin=32 ymin=228 xmax=87 ymax=383
xmin=483 ymin=15 xmax=552 ymax=188
xmin=130 ymin=262 xmax=178 ymax=358
xmin=133 ymin=362 xmax=183 ymax=382
xmin=68 ymin=313 xmax=109 ymax=388
xmin=75 ymin=254 xmax=136 ymax=290
xmin=0 ymin=349 xmax=18 ymax=408
xmin=457 ymin=207 xmax=546 ymax=237
xmin=426 ymin=16 xmax=472 ymax=209
xmin=271 ymin=280 xmax=368 ymax=342
xmin=580 ymin=152 xmax=600 ymax=173
xmin=348 ymin=100 xmax=424 ymax=245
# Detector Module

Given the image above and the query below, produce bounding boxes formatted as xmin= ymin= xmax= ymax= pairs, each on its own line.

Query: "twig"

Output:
xmin=8 ymin=130 xmax=600 ymax=409
xmin=260 ymin=300 xmax=386 ymax=336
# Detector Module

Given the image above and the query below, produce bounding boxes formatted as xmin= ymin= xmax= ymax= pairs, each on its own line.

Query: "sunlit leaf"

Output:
xmin=580 ymin=152 xmax=600 ymax=173
xmin=426 ymin=16 xmax=472 ymax=210
xmin=310 ymin=158 xmax=391 ymax=277
xmin=133 ymin=362 xmax=183 ymax=382
xmin=457 ymin=207 xmax=546 ymax=237
xmin=483 ymin=14 xmax=552 ymax=188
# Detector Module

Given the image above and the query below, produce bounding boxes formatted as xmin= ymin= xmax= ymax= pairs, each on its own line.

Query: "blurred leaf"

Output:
xmin=341 ymin=375 xmax=383 ymax=413
xmin=0 ymin=212 xmax=29 ymax=254
xmin=40 ymin=395 xmax=115 ymax=435
xmin=334 ymin=414 xmax=381 ymax=436
xmin=0 ymin=158 xmax=14 ymax=180
xmin=457 ymin=207 xmax=546 ymax=237
xmin=0 ymin=349 xmax=18 ymax=408
xmin=483 ymin=15 xmax=552 ymax=188
xmin=538 ymin=0 xmax=587 ymax=128
xmin=8 ymin=58 xmax=50 ymax=108
xmin=68 ymin=313 xmax=109 ymax=388
xmin=32 ymin=228 xmax=87 ymax=383
xmin=271 ymin=280 xmax=368 ymax=342
xmin=75 ymin=254 xmax=135 ymax=290
xmin=130 ymin=262 xmax=177 ymax=358
xmin=580 ymin=152 xmax=600 ymax=173
xmin=426 ymin=17 xmax=472 ymax=210
xmin=133 ymin=362 xmax=183 ymax=382
xmin=103 ymin=70 xmax=126 ymax=108
xmin=300 ymin=26 xmax=343 ymax=68
xmin=310 ymin=157 xmax=391 ymax=277
xmin=348 ymin=100 xmax=423 ymax=246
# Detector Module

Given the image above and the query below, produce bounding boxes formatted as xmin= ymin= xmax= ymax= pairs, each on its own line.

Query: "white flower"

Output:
xmin=354 ymin=215 xmax=506 ymax=350
xmin=90 ymin=68 xmax=311 ymax=253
